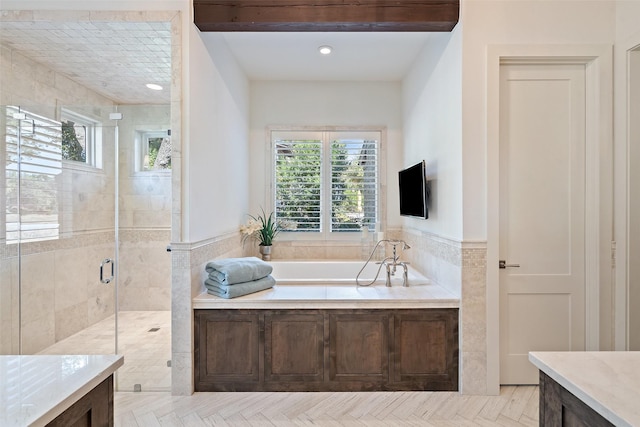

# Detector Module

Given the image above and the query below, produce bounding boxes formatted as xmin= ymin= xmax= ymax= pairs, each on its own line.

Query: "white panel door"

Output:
xmin=499 ymin=63 xmax=586 ymax=384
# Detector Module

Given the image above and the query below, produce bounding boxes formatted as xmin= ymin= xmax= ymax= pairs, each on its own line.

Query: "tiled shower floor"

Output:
xmin=38 ymin=311 xmax=171 ymax=392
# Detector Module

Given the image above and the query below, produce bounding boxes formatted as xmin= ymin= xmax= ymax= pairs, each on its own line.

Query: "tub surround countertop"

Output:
xmin=193 ymin=281 xmax=460 ymax=309
xmin=0 ymin=354 xmax=124 ymax=427
xmin=529 ymin=351 xmax=640 ymax=427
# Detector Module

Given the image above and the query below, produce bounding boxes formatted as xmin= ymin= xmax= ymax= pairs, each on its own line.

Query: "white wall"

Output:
xmin=249 ymin=81 xmax=402 ymax=229
xmin=462 ymin=0 xmax=616 ymax=241
xmin=402 ymin=29 xmax=462 ymax=241
xmin=185 ymin=30 xmax=250 ymax=242
xmin=616 ymin=0 xmax=640 ymax=42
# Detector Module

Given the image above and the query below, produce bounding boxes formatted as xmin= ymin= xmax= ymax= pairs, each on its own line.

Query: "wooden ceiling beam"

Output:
xmin=193 ymin=0 xmax=459 ymax=32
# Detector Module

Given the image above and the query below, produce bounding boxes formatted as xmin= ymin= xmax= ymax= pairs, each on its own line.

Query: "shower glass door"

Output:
xmin=1 ymin=104 xmax=172 ymax=392
xmin=1 ymin=105 xmax=117 ymax=358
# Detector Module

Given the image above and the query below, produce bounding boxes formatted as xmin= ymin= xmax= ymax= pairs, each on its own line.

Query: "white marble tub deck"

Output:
xmin=529 ymin=351 xmax=640 ymax=427
xmin=193 ymin=261 xmax=460 ymax=309
xmin=1 ymin=354 xmax=124 ymax=427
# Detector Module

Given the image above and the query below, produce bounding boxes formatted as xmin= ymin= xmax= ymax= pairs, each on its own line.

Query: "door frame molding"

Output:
xmin=486 ymin=44 xmax=613 ymax=393
xmin=614 ymin=30 xmax=640 ymax=351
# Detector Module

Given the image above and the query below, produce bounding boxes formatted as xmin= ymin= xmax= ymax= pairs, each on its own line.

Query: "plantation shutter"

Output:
xmin=330 ymin=134 xmax=378 ymax=232
xmin=274 ymin=132 xmax=323 ymax=232
xmin=272 ymin=129 xmax=379 ymax=236
xmin=5 ymin=106 xmax=61 ymax=243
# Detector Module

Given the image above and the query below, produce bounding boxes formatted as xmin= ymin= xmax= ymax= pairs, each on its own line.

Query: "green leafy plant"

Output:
xmin=240 ymin=209 xmax=282 ymax=246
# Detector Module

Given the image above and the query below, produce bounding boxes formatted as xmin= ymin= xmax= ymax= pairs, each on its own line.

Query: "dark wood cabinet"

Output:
xmin=539 ymin=371 xmax=614 ymax=427
xmin=194 ymin=310 xmax=261 ymax=390
xmin=194 ymin=308 xmax=458 ymax=392
xmin=328 ymin=312 xmax=389 ymax=386
xmin=46 ymin=375 xmax=113 ymax=427
xmin=264 ymin=311 xmax=324 ymax=385
xmin=391 ymin=310 xmax=458 ymax=390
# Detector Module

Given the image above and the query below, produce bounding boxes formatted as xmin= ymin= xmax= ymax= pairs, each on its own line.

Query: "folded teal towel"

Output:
xmin=205 ymin=257 xmax=273 ymax=286
xmin=205 ymin=275 xmax=275 ymax=299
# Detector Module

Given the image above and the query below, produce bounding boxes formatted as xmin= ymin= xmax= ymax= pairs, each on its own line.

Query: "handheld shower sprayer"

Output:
xmin=356 ymin=239 xmax=412 ymax=287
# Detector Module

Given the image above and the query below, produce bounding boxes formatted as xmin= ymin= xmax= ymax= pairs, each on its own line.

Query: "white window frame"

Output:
xmin=134 ymin=129 xmax=171 ymax=173
xmin=269 ymin=126 xmax=384 ymax=242
xmin=60 ymin=108 xmax=103 ymax=170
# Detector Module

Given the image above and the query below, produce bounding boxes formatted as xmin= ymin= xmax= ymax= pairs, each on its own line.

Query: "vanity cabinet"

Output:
xmin=194 ymin=308 xmax=458 ymax=392
xmin=539 ymin=372 xmax=614 ymax=427
xmin=46 ymin=376 xmax=113 ymax=427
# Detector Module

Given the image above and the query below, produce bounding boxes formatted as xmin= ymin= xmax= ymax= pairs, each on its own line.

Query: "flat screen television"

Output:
xmin=398 ymin=160 xmax=429 ymax=219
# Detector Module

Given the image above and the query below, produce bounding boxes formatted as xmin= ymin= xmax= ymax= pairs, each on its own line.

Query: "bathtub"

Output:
xmin=192 ymin=259 xmax=460 ymax=393
xmin=269 ymin=260 xmax=428 ymax=286
xmin=193 ymin=260 xmax=459 ymax=310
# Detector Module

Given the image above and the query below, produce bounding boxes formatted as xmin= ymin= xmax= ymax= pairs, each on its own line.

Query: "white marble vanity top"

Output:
xmin=193 ymin=282 xmax=460 ymax=309
xmin=529 ymin=351 xmax=640 ymax=427
xmin=0 ymin=354 xmax=124 ymax=427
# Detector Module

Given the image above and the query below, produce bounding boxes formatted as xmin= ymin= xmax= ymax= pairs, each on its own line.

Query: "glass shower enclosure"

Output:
xmin=0 ymin=104 xmax=172 ymax=392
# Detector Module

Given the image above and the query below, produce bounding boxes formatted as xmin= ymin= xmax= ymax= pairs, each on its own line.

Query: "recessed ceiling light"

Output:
xmin=146 ymin=83 xmax=163 ymax=91
xmin=318 ymin=45 xmax=333 ymax=55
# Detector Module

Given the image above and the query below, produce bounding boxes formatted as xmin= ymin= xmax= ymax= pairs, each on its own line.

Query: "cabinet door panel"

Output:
xmin=328 ymin=312 xmax=389 ymax=383
xmin=265 ymin=312 xmax=324 ymax=383
xmin=195 ymin=310 xmax=260 ymax=390
xmin=391 ymin=310 xmax=458 ymax=390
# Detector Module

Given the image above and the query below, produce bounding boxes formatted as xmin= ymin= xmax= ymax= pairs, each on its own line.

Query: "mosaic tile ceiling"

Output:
xmin=0 ymin=20 xmax=171 ymax=105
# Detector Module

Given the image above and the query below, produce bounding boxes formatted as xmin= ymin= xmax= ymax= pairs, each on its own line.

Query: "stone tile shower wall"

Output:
xmin=117 ymin=105 xmax=171 ymax=311
xmin=399 ymin=228 xmax=489 ymax=395
xmin=19 ymin=233 xmax=117 ymax=354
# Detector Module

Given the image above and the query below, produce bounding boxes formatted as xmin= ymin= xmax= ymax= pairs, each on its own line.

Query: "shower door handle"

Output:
xmin=100 ymin=258 xmax=114 ymax=284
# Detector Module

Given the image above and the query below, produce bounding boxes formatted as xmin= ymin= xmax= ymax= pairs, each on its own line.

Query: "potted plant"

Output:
xmin=240 ymin=209 xmax=282 ymax=260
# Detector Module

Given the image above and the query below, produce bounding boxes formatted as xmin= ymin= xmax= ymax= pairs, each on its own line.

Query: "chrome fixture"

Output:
xmin=499 ymin=260 xmax=520 ymax=269
xmin=356 ymin=239 xmax=411 ymax=287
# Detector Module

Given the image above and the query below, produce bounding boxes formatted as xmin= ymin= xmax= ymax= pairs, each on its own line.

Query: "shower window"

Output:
xmin=60 ymin=109 xmax=100 ymax=168
xmin=136 ymin=130 xmax=171 ymax=171
xmin=272 ymin=129 xmax=380 ymax=240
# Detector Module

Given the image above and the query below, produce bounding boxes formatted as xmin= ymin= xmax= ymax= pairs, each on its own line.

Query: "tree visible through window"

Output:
xmin=273 ymin=130 xmax=379 ymax=237
xmin=145 ymin=135 xmax=171 ymax=170
xmin=60 ymin=109 xmax=99 ymax=167
xmin=61 ymin=120 xmax=86 ymax=162
xmin=275 ymin=140 xmax=322 ymax=231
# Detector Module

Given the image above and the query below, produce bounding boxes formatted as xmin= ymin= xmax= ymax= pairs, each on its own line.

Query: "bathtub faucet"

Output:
xmin=356 ymin=239 xmax=411 ymax=287
xmin=379 ymin=240 xmax=411 ymax=287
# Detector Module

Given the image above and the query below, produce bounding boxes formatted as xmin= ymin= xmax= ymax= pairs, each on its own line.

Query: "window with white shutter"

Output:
xmin=5 ymin=106 xmax=61 ymax=243
xmin=272 ymin=129 xmax=380 ymax=239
